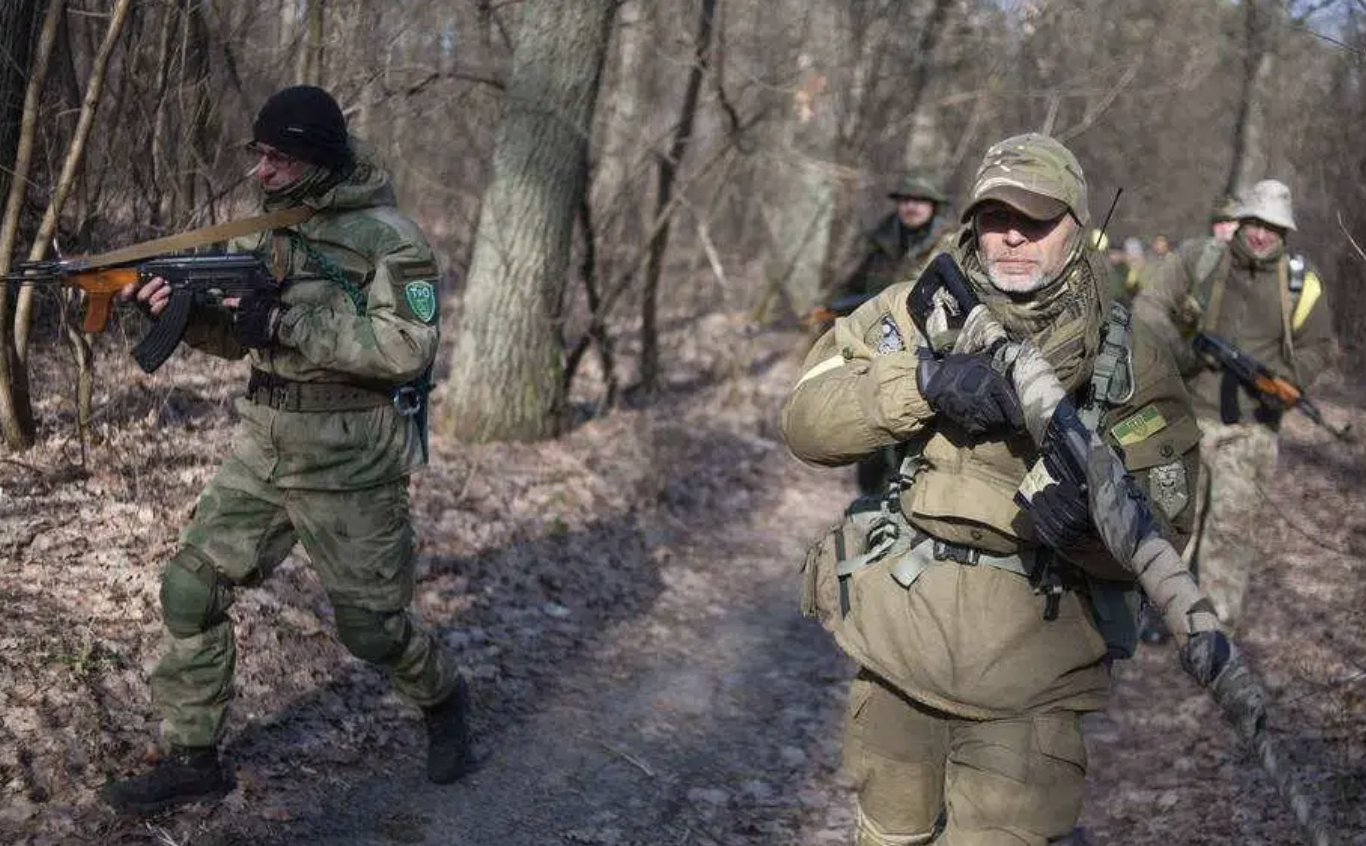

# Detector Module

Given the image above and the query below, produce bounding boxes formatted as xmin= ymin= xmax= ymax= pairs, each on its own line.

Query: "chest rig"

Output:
xmin=834 ymin=301 xmax=1142 ymax=659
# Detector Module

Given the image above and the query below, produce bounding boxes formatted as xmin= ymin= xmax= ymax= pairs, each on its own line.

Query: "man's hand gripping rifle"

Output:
xmin=905 ymin=253 xmax=1337 ymax=846
xmin=8 ymin=253 xmax=275 ymax=374
xmin=1194 ymin=330 xmax=1354 ymax=442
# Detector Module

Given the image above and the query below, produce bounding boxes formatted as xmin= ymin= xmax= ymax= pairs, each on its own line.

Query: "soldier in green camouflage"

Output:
xmin=102 ymin=86 xmax=472 ymax=815
xmin=829 ymin=173 xmax=954 ymax=308
xmin=821 ymin=174 xmax=955 ymax=494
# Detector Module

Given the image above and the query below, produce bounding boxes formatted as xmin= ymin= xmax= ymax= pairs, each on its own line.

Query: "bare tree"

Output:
xmin=637 ymin=0 xmax=718 ymax=395
xmin=440 ymin=0 xmax=618 ymax=442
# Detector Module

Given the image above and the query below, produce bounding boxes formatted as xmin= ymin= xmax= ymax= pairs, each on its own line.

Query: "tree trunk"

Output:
xmin=441 ymin=0 xmax=617 ymax=443
xmin=637 ymin=0 xmax=717 ymax=395
xmin=0 ymin=1 xmax=42 ymax=211
xmin=0 ymin=0 xmax=62 ymax=450
xmin=1225 ymin=0 xmax=1277 ymax=198
xmin=298 ymin=0 xmax=326 ymax=86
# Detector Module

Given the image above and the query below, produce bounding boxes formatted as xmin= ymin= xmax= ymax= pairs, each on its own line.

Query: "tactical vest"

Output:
xmin=828 ymin=302 xmax=1144 ymax=661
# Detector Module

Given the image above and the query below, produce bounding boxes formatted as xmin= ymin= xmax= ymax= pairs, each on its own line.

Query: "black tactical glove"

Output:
xmin=1031 ymin=473 xmax=1092 ymax=550
xmin=916 ymin=351 xmax=1024 ymax=435
xmin=232 ymin=290 xmax=283 ymax=349
xmin=1180 ymin=630 xmax=1268 ymax=740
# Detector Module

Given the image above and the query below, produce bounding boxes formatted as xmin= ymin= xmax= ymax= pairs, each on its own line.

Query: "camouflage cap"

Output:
xmin=1233 ymin=179 xmax=1296 ymax=231
xmin=962 ymin=133 xmax=1089 ymax=225
xmin=888 ymin=173 xmax=947 ymax=204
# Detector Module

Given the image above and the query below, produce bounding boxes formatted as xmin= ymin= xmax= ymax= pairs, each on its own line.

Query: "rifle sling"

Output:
xmin=68 ymin=206 xmax=315 ymax=271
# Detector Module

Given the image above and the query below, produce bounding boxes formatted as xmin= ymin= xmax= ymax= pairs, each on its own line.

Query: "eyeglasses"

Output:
xmin=974 ymin=205 xmax=1067 ymax=241
xmin=246 ymin=142 xmax=303 ymax=168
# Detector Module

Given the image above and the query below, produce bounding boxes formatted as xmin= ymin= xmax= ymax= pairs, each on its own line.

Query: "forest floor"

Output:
xmin=2 ymin=308 xmax=1364 ymax=846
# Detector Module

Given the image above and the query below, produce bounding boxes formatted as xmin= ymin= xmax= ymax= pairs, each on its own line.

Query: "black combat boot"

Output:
xmin=424 ymin=676 xmax=474 ymax=784
xmin=100 ymin=746 xmax=233 ymax=815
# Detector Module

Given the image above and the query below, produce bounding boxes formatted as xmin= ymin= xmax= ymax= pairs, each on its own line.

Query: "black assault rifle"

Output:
xmin=7 ymin=253 xmax=276 ymax=374
xmin=1193 ymin=331 xmax=1354 ymax=442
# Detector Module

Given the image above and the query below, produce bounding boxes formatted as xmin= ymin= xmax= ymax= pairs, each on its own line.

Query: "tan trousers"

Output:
xmin=1191 ymin=419 xmax=1279 ymax=628
xmin=843 ymin=671 xmax=1087 ymax=846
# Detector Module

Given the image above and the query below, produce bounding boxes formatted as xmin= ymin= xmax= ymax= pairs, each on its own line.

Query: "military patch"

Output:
xmin=1111 ymin=404 xmax=1167 ymax=446
xmin=1147 ymin=460 xmax=1189 ymax=520
xmin=403 ymin=280 xmax=437 ymax=323
xmin=392 ymin=258 xmax=441 ymax=280
xmin=874 ymin=315 xmax=905 ymax=355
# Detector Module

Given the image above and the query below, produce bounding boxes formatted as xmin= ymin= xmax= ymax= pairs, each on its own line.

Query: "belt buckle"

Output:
xmin=269 ymin=384 xmax=292 ymax=411
xmin=933 ymin=540 xmax=979 ymax=566
xmin=392 ymin=385 xmax=422 ymax=417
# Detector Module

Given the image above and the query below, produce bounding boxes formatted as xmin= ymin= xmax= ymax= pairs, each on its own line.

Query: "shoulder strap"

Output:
xmin=1080 ymin=301 xmax=1134 ymax=431
xmin=1277 ymin=255 xmax=1297 ymax=378
xmin=1192 ymin=241 xmax=1231 ymax=334
xmin=71 ymin=206 xmax=314 ymax=270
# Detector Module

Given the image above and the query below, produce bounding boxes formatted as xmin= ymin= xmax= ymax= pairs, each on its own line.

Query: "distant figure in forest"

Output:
xmin=101 ymin=85 xmax=473 ymax=815
xmin=1134 ymin=178 xmax=1337 ymax=637
xmin=819 ymin=173 xmax=956 ymax=494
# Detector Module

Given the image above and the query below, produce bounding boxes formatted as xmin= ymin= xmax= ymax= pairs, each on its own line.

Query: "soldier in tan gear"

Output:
xmin=1134 ymin=179 xmax=1336 ymax=630
xmin=102 ymin=86 xmax=472 ymax=814
xmin=783 ymin=134 xmax=1210 ymax=845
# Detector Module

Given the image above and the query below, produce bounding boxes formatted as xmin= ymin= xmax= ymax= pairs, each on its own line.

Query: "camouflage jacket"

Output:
xmin=1134 ymin=235 xmax=1335 ymax=426
xmin=781 ymin=251 xmax=1200 ymax=718
xmin=183 ymin=148 xmax=441 ymax=490
xmin=829 ymin=212 xmax=954 ymax=304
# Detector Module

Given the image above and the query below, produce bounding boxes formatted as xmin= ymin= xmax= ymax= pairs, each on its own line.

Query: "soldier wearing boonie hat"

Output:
xmin=1134 ymin=177 xmax=1337 ymax=633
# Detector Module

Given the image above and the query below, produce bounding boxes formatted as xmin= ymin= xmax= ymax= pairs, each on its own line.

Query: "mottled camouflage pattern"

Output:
xmin=888 ymin=174 xmax=948 ymax=204
xmin=964 ymin=133 xmax=1090 ymax=225
xmin=154 ymin=458 xmax=457 ymax=748
xmin=150 ymin=142 xmax=453 ymax=750
xmin=1192 ymin=419 xmax=1278 ymax=628
xmin=182 ymin=141 xmax=440 ymax=490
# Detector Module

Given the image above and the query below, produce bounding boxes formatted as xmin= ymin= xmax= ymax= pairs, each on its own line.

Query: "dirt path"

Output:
xmin=297 ymin=461 xmax=857 ymax=846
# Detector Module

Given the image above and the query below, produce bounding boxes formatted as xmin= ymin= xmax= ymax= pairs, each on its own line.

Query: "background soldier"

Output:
xmin=821 ymin=173 xmax=954 ymax=494
xmin=827 ymin=173 xmax=954 ymax=309
xmin=1134 ymin=178 xmax=1336 ymax=630
xmin=101 ymin=85 xmax=473 ymax=814
xmin=783 ymin=134 xmax=1202 ymax=845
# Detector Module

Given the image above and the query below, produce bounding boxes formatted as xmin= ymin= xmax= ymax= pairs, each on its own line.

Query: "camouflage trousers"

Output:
xmin=843 ymin=671 xmax=1086 ymax=846
xmin=152 ymin=457 xmax=458 ymax=749
xmin=1190 ymin=419 xmax=1279 ymax=629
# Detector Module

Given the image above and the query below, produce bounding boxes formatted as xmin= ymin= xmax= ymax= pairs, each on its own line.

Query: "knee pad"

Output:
xmin=161 ymin=548 xmax=233 ymax=638
xmin=333 ymin=605 xmax=412 ymax=665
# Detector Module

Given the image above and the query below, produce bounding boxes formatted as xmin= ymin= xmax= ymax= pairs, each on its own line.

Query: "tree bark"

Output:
xmin=441 ymin=0 xmax=617 ymax=443
xmin=0 ymin=0 xmax=62 ymax=450
xmin=637 ymin=0 xmax=717 ymax=395
xmin=1225 ymin=0 xmax=1278 ymax=198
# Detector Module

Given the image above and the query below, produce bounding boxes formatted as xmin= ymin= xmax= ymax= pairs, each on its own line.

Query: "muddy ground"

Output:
xmin=1 ymin=309 xmax=1363 ymax=846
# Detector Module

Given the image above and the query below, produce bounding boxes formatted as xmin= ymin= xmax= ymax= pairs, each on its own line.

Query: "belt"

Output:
xmin=246 ymin=369 xmax=392 ymax=413
xmin=887 ymin=536 xmax=1035 ymax=589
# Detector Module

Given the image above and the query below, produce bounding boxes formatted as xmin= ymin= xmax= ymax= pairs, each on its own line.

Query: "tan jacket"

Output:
xmin=782 ymin=278 xmax=1199 ymax=718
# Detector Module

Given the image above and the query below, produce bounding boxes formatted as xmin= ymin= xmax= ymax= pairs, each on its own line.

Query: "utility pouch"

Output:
xmin=800 ymin=495 xmax=884 ymax=629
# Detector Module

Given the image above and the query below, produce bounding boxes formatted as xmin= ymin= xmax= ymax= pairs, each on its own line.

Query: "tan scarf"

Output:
xmin=952 ymin=232 xmax=1107 ymax=395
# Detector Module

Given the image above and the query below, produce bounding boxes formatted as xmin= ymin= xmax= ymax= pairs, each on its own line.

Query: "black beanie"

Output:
xmin=252 ymin=85 xmax=352 ymax=171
